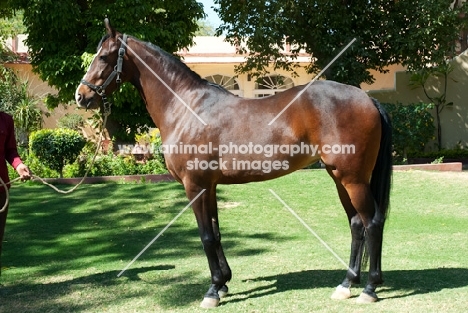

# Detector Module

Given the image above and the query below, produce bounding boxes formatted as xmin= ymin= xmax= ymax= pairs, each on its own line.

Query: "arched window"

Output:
xmin=254 ymin=74 xmax=294 ymax=98
xmin=204 ymin=74 xmax=242 ymax=96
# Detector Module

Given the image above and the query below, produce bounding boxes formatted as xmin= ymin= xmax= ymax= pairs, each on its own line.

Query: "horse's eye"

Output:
xmin=99 ymin=55 xmax=107 ymax=61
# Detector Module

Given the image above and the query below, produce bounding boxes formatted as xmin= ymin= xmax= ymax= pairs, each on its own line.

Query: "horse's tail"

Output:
xmin=362 ymin=98 xmax=392 ymax=269
xmin=370 ymin=98 xmax=393 ymax=221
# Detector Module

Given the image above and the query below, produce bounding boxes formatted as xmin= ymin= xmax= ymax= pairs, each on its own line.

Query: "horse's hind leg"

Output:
xmin=327 ymin=168 xmax=384 ymax=303
xmin=328 ymin=168 xmax=366 ymax=300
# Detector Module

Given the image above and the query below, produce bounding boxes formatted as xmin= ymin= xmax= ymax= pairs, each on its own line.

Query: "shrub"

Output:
xmin=381 ymin=102 xmax=435 ymax=162
xmin=29 ymin=128 xmax=87 ymax=178
xmin=26 ymin=152 xmax=60 ymax=178
xmin=408 ymin=148 xmax=468 ymax=159
xmin=57 ymin=113 xmax=85 ymax=130
xmin=138 ymin=158 xmax=167 ymax=174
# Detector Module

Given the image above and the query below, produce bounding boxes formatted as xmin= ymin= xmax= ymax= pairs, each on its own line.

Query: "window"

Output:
xmin=204 ymin=74 xmax=242 ymax=96
xmin=254 ymin=74 xmax=294 ymax=98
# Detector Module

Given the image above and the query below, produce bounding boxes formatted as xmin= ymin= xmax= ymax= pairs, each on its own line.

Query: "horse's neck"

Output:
xmin=129 ymin=39 xmax=204 ymax=129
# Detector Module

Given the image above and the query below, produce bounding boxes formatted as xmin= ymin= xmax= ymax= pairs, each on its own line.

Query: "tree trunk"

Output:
xmin=436 ymin=104 xmax=442 ymax=150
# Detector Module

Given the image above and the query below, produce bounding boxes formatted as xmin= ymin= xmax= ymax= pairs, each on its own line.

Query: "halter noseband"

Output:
xmin=81 ymin=34 xmax=128 ymax=100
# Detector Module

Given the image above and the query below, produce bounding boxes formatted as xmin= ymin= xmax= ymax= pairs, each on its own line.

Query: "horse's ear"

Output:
xmin=104 ymin=18 xmax=116 ymax=37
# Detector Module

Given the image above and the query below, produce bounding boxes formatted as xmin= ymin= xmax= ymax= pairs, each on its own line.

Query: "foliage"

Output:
xmin=11 ymin=84 xmax=43 ymax=145
xmin=134 ymin=128 xmax=165 ymax=167
xmin=57 ymin=112 xmax=85 ymax=130
xmin=29 ymin=128 xmax=86 ymax=178
xmin=23 ymin=129 xmax=167 ymax=179
xmin=65 ymin=150 xmax=167 ymax=178
xmin=408 ymin=147 xmax=468 ymax=160
xmin=0 ymin=65 xmax=20 ymax=113
xmin=195 ymin=19 xmax=216 ymax=36
xmin=381 ymin=102 xmax=436 ymax=162
xmin=8 ymin=146 xmax=60 ymax=179
xmin=1 ymin=0 xmax=205 ymax=141
xmin=214 ymin=0 xmax=467 ymax=86
xmin=62 ymin=131 xmax=167 ymax=178
xmin=431 ymin=156 xmax=444 ymax=164
xmin=24 ymin=152 xmax=60 ymax=178
xmin=0 ymin=65 xmax=43 ymax=145
xmin=0 ymin=9 xmax=25 ymax=62
xmin=409 ymin=63 xmax=454 ymax=150
xmin=0 ymin=9 xmax=25 ymax=36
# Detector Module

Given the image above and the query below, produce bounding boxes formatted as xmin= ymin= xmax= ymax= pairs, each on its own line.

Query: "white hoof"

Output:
xmin=356 ymin=292 xmax=378 ymax=304
xmin=200 ymin=297 xmax=220 ymax=308
xmin=331 ymin=285 xmax=351 ymax=300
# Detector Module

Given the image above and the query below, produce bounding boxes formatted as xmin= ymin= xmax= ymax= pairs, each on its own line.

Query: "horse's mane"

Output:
xmin=143 ymin=40 xmax=204 ymax=81
xmin=96 ymin=33 xmax=231 ymax=93
xmin=97 ymin=34 xmax=110 ymax=50
xmin=139 ymin=37 xmax=231 ymax=93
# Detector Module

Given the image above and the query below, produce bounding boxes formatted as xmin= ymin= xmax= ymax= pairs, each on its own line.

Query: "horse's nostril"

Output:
xmin=76 ymin=93 xmax=82 ymax=103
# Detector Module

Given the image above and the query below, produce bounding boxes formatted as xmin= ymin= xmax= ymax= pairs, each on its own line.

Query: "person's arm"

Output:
xmin=5 ymin=116 xmax=31 ymax=180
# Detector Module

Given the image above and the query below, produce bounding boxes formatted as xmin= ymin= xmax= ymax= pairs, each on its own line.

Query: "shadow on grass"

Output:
xmin=0 ymin=181 xmax=297 ymax=311
xmin=3 ymin=182 xmax=189 ymax=272
xmin=223 ymin=267 xmax=468 ymax=305
xmin=3 ymin=181 xmax=293 ymax=276
xmin=0 ymin=265 xmax=180 ymax=312
xmin=2 ymin=266 xmax=467 ymax=312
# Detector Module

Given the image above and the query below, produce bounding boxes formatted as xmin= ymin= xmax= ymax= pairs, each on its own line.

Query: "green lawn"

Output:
xmin=0 ymin=170 xmax=467 ymax=313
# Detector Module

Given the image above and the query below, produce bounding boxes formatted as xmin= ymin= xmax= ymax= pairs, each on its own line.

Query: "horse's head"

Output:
xmin=75 ymin=18 xmax=128 ymax=109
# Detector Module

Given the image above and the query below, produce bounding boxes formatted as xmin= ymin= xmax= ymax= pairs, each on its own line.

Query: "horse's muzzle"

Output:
xmin=75 ymin=84 xmax=98 ymax=109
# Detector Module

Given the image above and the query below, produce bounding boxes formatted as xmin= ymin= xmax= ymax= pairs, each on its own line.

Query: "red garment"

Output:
xmin=0 ymin=112 xmax=23 ymax=191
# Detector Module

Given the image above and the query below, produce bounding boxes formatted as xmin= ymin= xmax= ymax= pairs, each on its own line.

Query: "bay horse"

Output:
xmin=75 ymin=19 xmax=392 ymax=308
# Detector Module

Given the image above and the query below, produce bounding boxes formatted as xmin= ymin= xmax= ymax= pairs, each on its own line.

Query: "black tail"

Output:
xmin=370 ymin=98 xmax=393 ymax=221
xmin=361 ymin=99 xmax=393 ymax=269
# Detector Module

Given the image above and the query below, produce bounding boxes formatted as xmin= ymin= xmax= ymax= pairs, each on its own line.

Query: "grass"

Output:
xmin=0 ymin=170 xmax=467 ymax=313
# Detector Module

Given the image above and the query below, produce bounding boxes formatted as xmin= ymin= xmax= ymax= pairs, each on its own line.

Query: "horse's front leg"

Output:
xmin=211 ymin=203 xmax=231 ymax=298
xmin=187 ymin=184 xmax=231 ymax=308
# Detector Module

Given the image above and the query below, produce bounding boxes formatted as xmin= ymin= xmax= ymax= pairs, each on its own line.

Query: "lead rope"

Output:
xmin=0 ymin=99 xmax=112 ymax=213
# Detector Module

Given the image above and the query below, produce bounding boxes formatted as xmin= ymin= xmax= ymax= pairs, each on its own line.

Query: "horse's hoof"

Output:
xmin=200 ymin=297 xmax=220 ymax=308
xmin=331 ymin=285 xmax=351 ymax=300
xmin=356 ymin=292 xmax=378 ymax=303
xmin=218 ymin=285 xmax=229 ymax=298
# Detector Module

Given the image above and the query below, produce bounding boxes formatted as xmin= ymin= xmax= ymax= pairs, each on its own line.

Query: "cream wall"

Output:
xmin=4 ymin=63 xmax=92 ymax=133
xmin=367 ymin=51 xmax=468 ymax=150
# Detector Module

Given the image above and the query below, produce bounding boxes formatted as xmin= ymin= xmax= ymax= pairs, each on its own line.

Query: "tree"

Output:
xmin=0 ymin=9 xmax=25 ymax=62
xmin=196 ymin=20 xmax=216 ymax=36
xmin=405 ymin=1 xmax=468 ymax=151
xmin=2 ymin=0 xmax=205 ymax=141
xmin=0 ymin=65 xmax=43 ymax=145
xmin=409 ymin=64 xmax=454 ymax=150
xmin=214 ymin=0 xmax=467 ymax=87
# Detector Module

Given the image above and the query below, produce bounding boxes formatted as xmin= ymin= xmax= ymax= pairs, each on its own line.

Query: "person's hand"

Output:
xmin=16 ymin=163 xmax=31 ymax=180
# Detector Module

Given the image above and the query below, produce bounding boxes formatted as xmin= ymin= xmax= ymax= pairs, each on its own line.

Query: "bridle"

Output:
xmin=80 ymin=34 xmax=128 ymax=111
